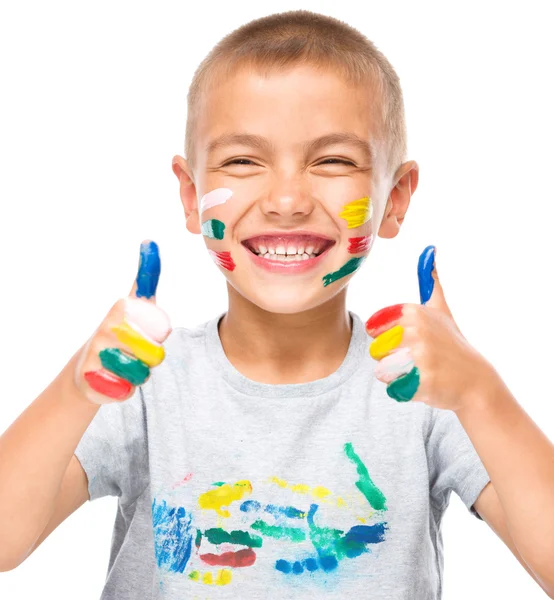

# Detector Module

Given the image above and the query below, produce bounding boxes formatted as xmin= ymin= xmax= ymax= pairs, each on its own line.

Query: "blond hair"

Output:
xmin=184 ymin=9 xmax=407 ymax=179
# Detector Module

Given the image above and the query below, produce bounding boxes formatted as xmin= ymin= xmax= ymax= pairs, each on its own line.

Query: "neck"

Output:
xmin=218 ymin=284 xmax=353 ymax=384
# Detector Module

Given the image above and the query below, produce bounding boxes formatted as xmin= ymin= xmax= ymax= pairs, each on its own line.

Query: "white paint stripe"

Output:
xmin=199 ymin=188 xmax=233 ymax=213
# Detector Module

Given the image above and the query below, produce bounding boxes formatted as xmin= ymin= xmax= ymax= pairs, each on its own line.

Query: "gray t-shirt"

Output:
xmin=74 ymin=311 xmax=491 ymax=600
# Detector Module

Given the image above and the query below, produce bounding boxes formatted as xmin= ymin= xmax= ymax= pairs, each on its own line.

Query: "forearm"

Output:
xmin=0 ymin=345 xmax=99 ymax=569
xmin=456 ymin=369 xmax=554 ymax=592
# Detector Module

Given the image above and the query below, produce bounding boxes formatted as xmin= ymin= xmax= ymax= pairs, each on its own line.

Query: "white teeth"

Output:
xmin=259 ymin=251 xmax=316 ymax=262
xmin=275 ymin=245 xmax=286 ymax=255
xmin=268 ymin=247 xmax=275 ymax=254
xmin=306 ymin=245 xmax=314 ymax=255
xmin=286 ymin=245 xmax=297 ymax=255
xmin=258 ymin=245 xmax=267 ymax=254
xmin=298 ymin=245 xmax=305 ymax=254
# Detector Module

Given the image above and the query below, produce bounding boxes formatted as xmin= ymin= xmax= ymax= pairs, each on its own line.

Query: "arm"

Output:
xmin=0 ymin=346 xmax=99 ymax=571
xmin=473 ymin=482 xmax=553 ymax=597
xmin=457 ymin=371 xmax=554 ymax=597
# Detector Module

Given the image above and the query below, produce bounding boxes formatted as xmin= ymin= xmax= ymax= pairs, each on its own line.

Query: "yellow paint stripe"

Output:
xmin=369 ymin=325 xmax=404 ymax=360
xmin=339 ymin=197 xmax=372 ymax=228
xmin=111 ymin=320 xmax=165 ymax=367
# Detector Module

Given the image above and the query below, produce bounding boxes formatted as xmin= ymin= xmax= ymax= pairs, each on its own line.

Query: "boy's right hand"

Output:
xmin=75 ymin=240 xmax=172 ymax=405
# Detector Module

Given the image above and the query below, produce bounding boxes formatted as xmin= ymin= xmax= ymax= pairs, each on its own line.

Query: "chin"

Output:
xmin=236 ymin=281 xmax=344 ymax=315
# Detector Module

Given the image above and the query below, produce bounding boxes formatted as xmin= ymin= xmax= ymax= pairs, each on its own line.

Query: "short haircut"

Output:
xmin=184 ymin=9 xmax=407 ymax=179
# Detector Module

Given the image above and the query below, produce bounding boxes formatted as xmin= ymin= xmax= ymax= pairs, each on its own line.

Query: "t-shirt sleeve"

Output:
xmin=426 ymin=406 xmax=491 ymax=520
xmin=74 ymin=386 xmax=149 ymax=506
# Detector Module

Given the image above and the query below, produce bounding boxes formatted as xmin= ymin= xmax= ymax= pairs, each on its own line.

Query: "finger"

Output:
xmin=129 ymin=239 xmax=161 ymax=301
xmin=417 ymin=245 xmax=436 ymax=305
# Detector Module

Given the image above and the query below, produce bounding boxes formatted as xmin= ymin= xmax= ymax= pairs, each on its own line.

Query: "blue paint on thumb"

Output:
xmin=136 ymin=240 xmax=161 ymax=299
xmin=417 ymin=245 xmax=436 ymax=305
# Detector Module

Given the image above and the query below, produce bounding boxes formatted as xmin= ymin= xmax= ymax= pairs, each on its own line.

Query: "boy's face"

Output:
xmin=173 ymin=64 xmax=417 ymax=314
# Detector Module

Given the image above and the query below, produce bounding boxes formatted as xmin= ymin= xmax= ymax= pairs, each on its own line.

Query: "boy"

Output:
xmin=1 ymin=8 xmax=554 ymax=600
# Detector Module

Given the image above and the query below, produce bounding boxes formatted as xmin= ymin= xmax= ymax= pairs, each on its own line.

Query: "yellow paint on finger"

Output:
xmin=369 ymin=325 xmax=404 ymax=360
xmin=339 ymin=197 xmax=372 ymax=228
xmin=111 ymin=320 xmax=165 ymax=367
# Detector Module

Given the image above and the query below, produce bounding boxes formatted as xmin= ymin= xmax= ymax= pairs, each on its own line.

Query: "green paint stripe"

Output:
xmin=201 ymin=219 xmax=226 ymax=240
xmin=387 ymin=367 xmax=420 ymax=402
xmin=250 ymin=520 xmax=306 ymax=542
xmin=344 ymin=442 xmax=387 ymax=511
xmin=322 ymin=256 xmax=366 ymax=287
xmin=204 ymin=527 xmax=263 ymax=548
xmin=98 ymin=348 xmax=150 ymax=385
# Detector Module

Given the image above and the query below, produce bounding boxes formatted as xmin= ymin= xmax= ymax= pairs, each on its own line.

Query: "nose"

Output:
xmin=259 ymin=177 xmax=315 ymax=220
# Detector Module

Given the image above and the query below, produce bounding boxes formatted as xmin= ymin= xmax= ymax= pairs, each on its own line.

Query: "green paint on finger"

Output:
xmin=344 ymin=442 xmax=387 ymax=511
xmin=201 ymin=219 xmax=226 ymax=240
xmin=322 ymin=256 xmax=366 ymax=287
xmin=386 ymin=366 xmax=420 ymax=402
xmin=98 ymin=348 xmax=150 ymax=385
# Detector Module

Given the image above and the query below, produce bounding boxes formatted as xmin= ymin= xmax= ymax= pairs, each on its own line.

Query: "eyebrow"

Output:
xmin=205 ymin=132 xmax=374 ymax=163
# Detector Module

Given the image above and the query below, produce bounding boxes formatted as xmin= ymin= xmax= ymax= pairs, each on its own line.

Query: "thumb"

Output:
xmin=417 ymin=245 xmax=452 ymax=316
xmin=129 ymin=240 xmax=161 ymax=302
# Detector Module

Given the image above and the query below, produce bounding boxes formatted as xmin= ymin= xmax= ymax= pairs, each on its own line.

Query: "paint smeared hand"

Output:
xmin=76 ymin=240 xmax=172 ymax=405
xmin=365 ymin=245 xmax=495 ymax=411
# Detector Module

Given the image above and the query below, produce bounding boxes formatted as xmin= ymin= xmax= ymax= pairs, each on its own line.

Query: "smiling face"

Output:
xmin=174 ymin=63 xmax=417 ymax=315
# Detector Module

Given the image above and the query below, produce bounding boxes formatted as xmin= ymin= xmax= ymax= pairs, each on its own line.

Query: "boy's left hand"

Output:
xmin=365 ymin=245 xmax=497 ymax=411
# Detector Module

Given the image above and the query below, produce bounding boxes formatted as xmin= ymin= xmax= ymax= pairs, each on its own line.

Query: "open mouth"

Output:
xmin=241 ymin=233 xmax=335 ymax=262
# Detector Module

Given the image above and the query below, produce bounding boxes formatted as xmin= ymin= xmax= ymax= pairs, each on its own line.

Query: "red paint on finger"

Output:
xmin=365 ymin=303 xmax=404 ymax=338
xmin=84 ymin=369 xmax=133 ymax=399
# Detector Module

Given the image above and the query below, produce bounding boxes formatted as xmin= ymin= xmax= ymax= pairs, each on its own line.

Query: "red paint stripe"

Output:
xmin=348 ymin=235 xmax=372 ymax=254
xmin=365 ymin=303 xmax=404 ymax=338
xmin=84 ymin=369 xmax=132 ymax=399
xmin=200 ymin=548 xmax=256 ymax=568
xmin=215 ymin=251 xmax=236 ymax=271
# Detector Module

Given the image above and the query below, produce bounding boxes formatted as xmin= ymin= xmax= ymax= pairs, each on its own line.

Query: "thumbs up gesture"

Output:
xmin=365 ymin=245 xmax=495 ymax=412
xmin=75 ymin=240 xmax=172 ymax=405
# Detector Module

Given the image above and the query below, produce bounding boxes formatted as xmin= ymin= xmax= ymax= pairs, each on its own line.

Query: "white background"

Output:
xmin=1 ymin=1 xmax=553 ymax=598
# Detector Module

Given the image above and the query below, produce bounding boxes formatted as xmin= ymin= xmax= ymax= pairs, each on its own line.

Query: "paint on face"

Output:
xmin=322 ymin=256 xmax=366 ymax=287
xmin=84 ymin=368 xmax=132 ymax=399
xmin=199 ymin=188 xmax=233 ymax=214
xmin=136 ymin=240 xmax=161 ymax=299
xmin=98 ymin=347 xmax=150 ymax=385
xmin=209 ymin=249 xmax=236 ymax=271
xmin=338 ymin=197 xmax=372 ymax=229
xmin=201 ymin=219 xmax=226 ymax=240
xmin=347 ymin=234 xmax=373 ymax=254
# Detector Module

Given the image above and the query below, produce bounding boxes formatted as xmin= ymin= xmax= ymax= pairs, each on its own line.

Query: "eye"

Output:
xmin=223 ymin=158 xmax=256 ymax=166
xmin=318 ymin=158 xmax=355 ymax=166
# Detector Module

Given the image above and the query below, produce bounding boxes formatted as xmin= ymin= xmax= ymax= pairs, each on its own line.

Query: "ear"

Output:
xmin=172 ymin=155 xmax=201 ymax=234
xmin=378 ymin=160 xmax=419 ymax=239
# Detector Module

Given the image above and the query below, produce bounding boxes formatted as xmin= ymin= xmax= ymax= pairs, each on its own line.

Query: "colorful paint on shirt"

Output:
xmin=201 ymin=219 xmax=226 ymax=240
xmin=322 ymin=256 xmax=366 ymax=287
xmin=151 ymin=441 xmax=389 ymax=590
xmin=209 ymin=250 xmax=236 ymax=271
xmin=338 ymin=197 xmax=372 ymax=229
